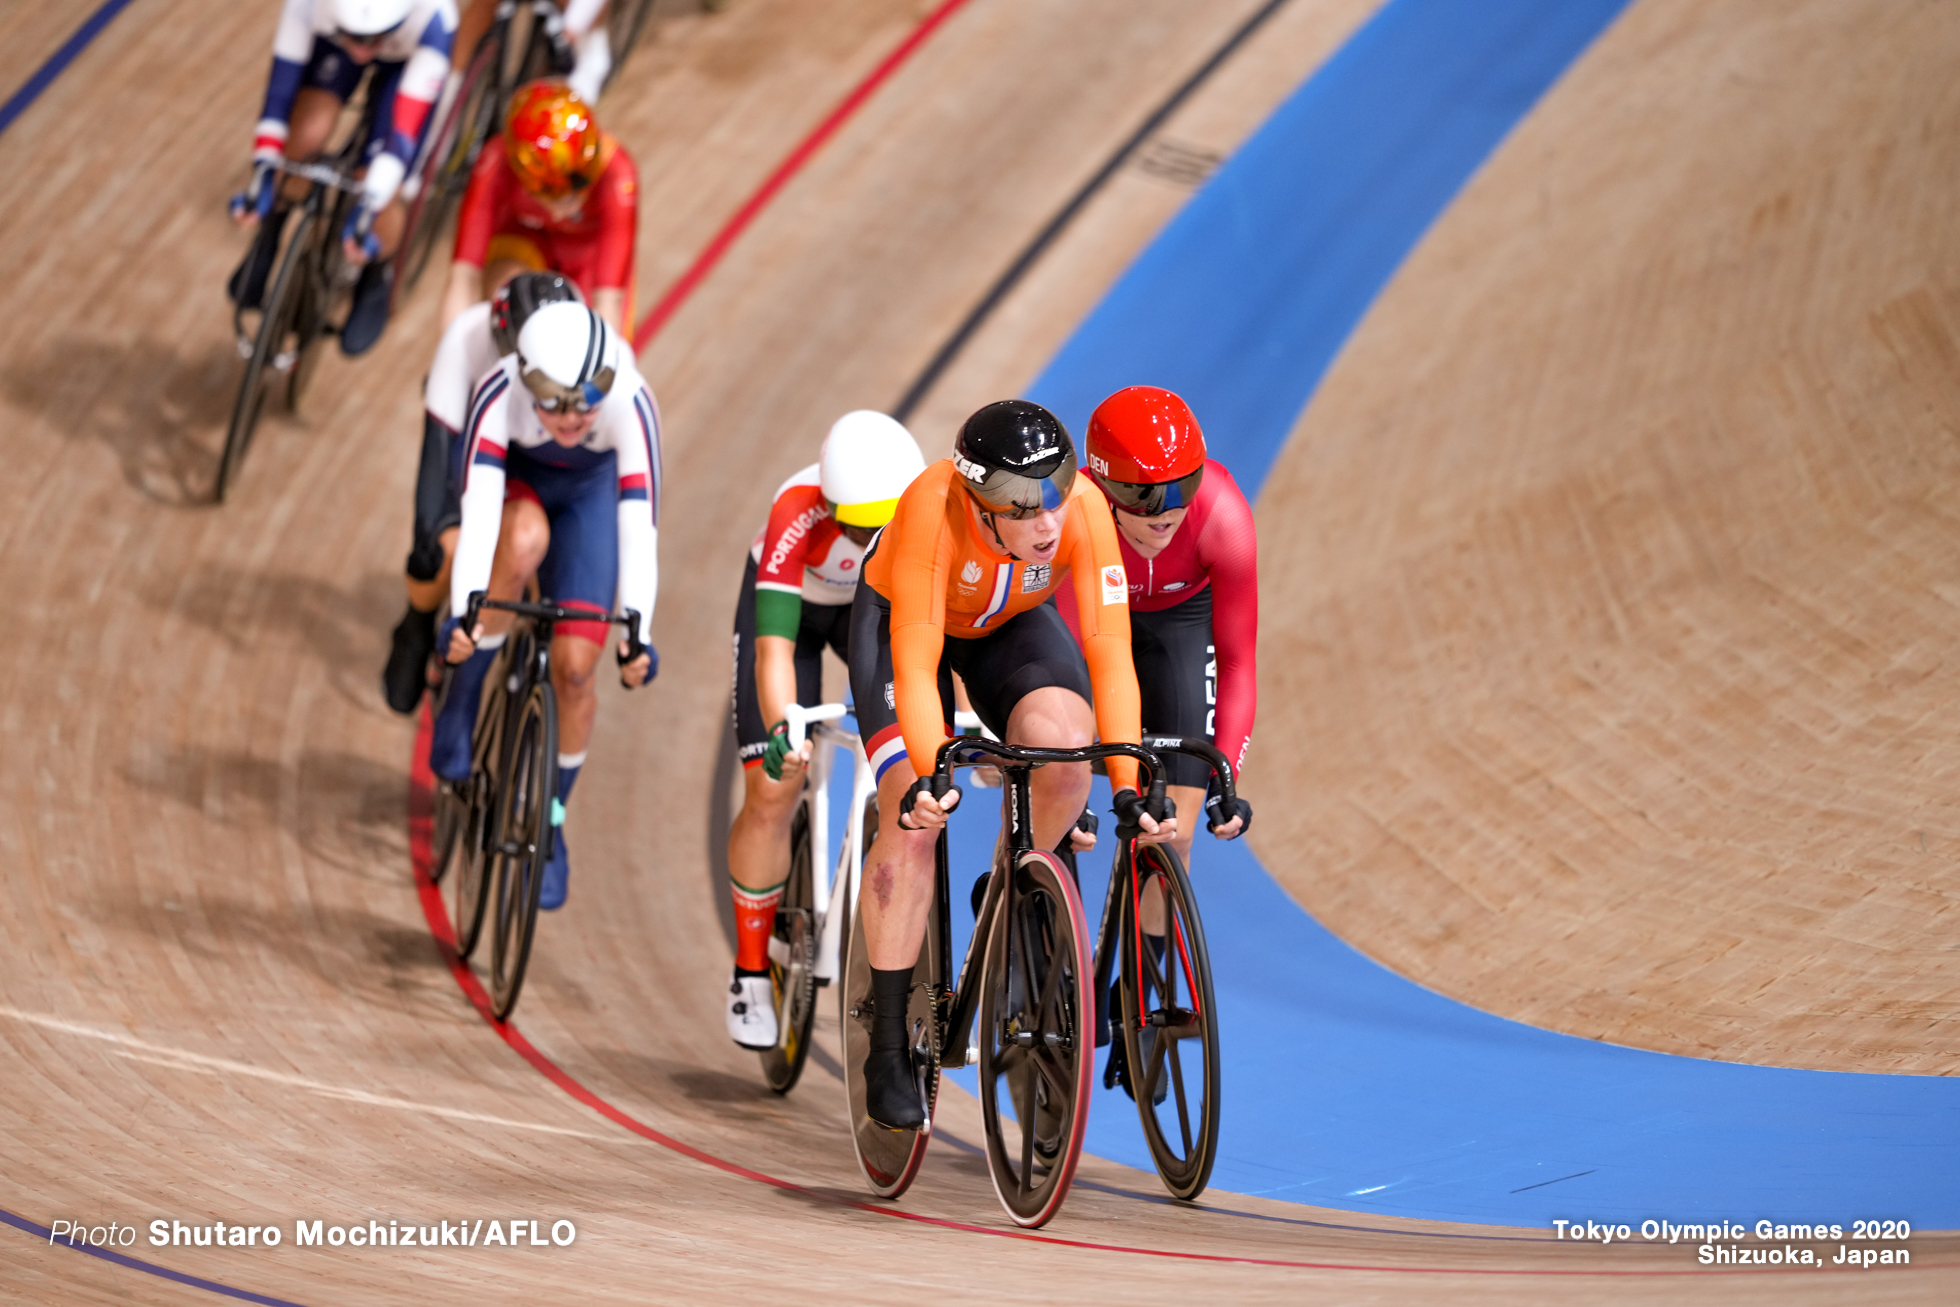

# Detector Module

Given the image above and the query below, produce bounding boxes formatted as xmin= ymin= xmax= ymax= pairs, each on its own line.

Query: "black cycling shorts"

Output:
xmin=849 ymin=581 xmax=1092 ymax=782
xmin=730 ymin=555 xmax=853 ymax=765
xmin=1130 ymin=583 xmax=1216 ymax=789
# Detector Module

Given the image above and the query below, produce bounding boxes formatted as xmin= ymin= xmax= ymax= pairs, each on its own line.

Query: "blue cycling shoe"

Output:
xmin=538 ymin=827 xmax=569 ymax=911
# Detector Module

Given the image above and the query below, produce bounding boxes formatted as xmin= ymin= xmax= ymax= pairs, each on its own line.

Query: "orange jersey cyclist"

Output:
xmin=723 ymin=413 xmax=926 ymax=1049
xmin=846 ymin=400 xmax=1175 ymax=1131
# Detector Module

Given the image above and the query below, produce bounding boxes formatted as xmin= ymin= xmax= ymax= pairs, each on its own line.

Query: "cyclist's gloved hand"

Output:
xmin=761 ymin=721 xmax=794 ymax=781
xmin=1112 ymin=786 xmax=1173 ymax=841
xmin=230 ymin=158 xmax=279 ymax=221
xmin=898 ymin=775 xmax=957 ymax=830
xmin=1205 ymin=792 xmax=1252 ymax=838
xmin=438 ymin=616 xmax=476 ymax=666
xmin=343 ymin=201 xmax=382 ymax=261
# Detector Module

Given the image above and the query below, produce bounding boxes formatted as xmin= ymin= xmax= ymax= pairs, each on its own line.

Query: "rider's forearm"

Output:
xmin=614 ymin=511 xmax=657 ymax=643
xmin=753 ymin=636 xmax=798 ymax=728
xmin=450 ymin=468 xmax=504 ymax=619
xmin=592 ymin=288 xmax=626 ymax=338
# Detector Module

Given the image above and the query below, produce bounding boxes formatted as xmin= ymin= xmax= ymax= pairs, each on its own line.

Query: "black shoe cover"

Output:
xmin=863 ymin=1046 xmax=926 ymax=1132
xmin=339 ymin=259 xmax=394 ymax=357
xmin=383 ymin=605 xmax=437 ymax=714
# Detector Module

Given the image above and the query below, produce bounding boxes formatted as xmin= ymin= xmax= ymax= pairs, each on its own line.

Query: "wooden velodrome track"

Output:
xmin=0 ymin=0 xmax=1953 ymax=1303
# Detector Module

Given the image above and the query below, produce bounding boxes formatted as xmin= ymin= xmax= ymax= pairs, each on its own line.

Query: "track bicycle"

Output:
xmin=840 ymin=736 xmax=1237 ymax=1228
xmin=1088 ymin=734 xmax=1236 ymax=1202
xmin=429 ymin=590 xmax=644 ymax=1019
xmin=748 ymin=702 xmax=876 ymax=1093
xmin=220 ymin=85 xmax=384 ymax=502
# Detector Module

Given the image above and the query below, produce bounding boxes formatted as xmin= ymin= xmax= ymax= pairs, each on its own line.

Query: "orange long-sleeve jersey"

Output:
xmin=863 ymin=460 xmax=1143 ymax=791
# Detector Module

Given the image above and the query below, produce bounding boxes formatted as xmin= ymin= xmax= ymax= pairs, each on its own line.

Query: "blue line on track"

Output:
xmin=0 ymin=1206 xmax=310 ymax=1307
xmin=0 ymin=0 xmax=142 ymax=140
xmin=935 ymin=0 xmax=1960 ymax=1228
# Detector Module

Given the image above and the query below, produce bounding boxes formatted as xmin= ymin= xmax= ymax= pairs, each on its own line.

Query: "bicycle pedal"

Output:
xmin=765 ymin=935 xmax=790 ymax=966
xmin=272 ymin=349 xmax=298 ymax=373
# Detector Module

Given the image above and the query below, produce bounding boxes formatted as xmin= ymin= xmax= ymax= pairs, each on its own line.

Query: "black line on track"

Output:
xmin=890 ymin=0 xmax=1297 ymax=424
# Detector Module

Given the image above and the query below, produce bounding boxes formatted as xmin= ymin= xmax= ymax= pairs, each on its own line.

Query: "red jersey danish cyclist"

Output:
xmin=846 ymin=400 xmax=1175 ymax=1130
xmin=441 ymin=81 xmax=638 ymax=337
xmin=229 ymin=0 xmax=458 ymax=357
xmin=1068 ymin=385 xmax=1257 ymax=859
xmin=723 ymin=412 xmax=926 ymax=1049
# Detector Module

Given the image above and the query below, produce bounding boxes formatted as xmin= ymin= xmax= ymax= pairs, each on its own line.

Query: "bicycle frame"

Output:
xmin=781 ymin=703 xmax=875 ymax=988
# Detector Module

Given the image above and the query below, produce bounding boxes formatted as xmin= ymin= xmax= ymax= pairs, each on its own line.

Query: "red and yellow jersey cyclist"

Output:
xmin=442 ymin=80 xmax=638 ymax=337
xmin=845 ymin=399 xmax=1175 ymax=1131
xmin=722 ymin=412 xmax=926 ymax=1051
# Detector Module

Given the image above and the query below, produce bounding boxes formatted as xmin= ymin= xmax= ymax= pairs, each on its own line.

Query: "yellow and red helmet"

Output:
xmin=504 ymin=81 xmax=604 ymax=201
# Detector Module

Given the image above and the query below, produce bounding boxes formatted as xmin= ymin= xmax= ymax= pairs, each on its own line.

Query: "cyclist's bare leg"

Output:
xmin=727 ymin=765 xmax=800 ymax=892
xmin=1004 ymin=686 xmax=1095 ymax=852
xmin=274 ymin=89 xmax=344 ymax=205
xmin=405 ymin=527 xmax=459 ymax=613
xmin=549 ymin=631 xmax=600 ymax=754
xmin=473 ymin=497 xmax=550 ymax=644
xmin=860 ymin=763 xmax=945 ymax=970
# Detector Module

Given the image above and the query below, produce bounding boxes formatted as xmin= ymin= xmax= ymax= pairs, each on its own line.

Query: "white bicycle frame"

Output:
xmin=778 ymin=703 xmax=872 ymax=987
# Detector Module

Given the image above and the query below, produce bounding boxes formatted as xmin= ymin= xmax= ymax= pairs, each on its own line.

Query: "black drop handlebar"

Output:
xmin=462 ymin=590 xmax=647 ymax=680
xmin=925 ymin=734 xmax=1240 ymax=835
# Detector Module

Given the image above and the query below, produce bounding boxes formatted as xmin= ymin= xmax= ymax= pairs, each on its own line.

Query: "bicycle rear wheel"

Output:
xmin=218 ymin=208 xmax=314 ymax=502
xmin=760 ymin=801 xmax=817 ymax=1093
xmin=841 ymin=848 xmax=941 ymax=1199
xmin=977 ymin=848 xmax=1094 ymax=1228
xmin=1117 ymin=842 xmax=1220 ymax=1200
xmin=489 ymin=677 xmax=557 ymax=1019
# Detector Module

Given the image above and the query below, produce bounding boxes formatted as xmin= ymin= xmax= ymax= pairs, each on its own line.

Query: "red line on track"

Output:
xmin=407 ymin=719 xmax=1937 ymax=1277
xmin=630 ymin=0 xmax=978 ymax=354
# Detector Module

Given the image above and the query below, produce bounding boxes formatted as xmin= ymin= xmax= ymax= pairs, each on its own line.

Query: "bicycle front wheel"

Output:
xmin=488 ymin=678 xmax=557 ymax=1019
xmin=218 ymin=208 xmax=314 ymax=502
xmin=445 ymin=656 xmax=510 ymax=959
xmin=1117 ymin=842 xmax=1220 ymax=1200
xmin=760 ymin=801 xmax=817 ymax=1093
xmin=977 ymin=848 xmax=1094 ymax=1228
xmin=840 ymin=851 xmax=941 ymax=1199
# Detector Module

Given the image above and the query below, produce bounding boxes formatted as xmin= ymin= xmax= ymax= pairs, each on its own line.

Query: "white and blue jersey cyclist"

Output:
xmin=430 ymin=302 xmax=661 ymax=910
xmin=231 ymin=0 xmax=457 ymax=354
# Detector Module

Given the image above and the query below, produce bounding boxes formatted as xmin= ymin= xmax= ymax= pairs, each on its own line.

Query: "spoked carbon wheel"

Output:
xmin=1117 ymin=843 xmax=1220 ymax=1200
xmin=286 ymin=201 xmax=351 ymax=415
xmin=393 ymin=41 xmax=494 ymax=306
xmin=841 ymin=863 xmax=940 ymax=1199
xmin=488 ymin=679 xmax=557 ymax=1020
xmin=218 ymin=209 xmax=314 ymax=502
xmin=977 ymin=849 xmax=1094 ymax=1228
xmin=760 ymin=803 xmax=817 ymax=1093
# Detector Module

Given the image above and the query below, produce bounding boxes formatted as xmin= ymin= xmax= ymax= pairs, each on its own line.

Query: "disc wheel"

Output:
xmin=217 ymin=208 xmax=313 ymax=502
xmin=488 ymin=678 xmax=557 ymax=1020
xmin=760 ymin=802 xmax=817 ymax=1093
xmin=841 ymin=859 xmax=941 ymax=1199
xmin=1117 ymin=842 xmax=1220 ymax=1200
xmin=977 ymin=849 xmax=1094 ymax=1228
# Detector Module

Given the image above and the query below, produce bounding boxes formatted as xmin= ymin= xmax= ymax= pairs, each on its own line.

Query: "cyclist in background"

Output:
xmin=229 ymin=0 xmax=458 ymax=357
xmin=431 ymin=303 xmax=660 ymax=910
xmin=846 ymin=400 xmax=1174 ymax=1130
xmin=441 ymin=81 xmax=638 ymax=337
xmin=450 ymin=0 xmax=617 ymax=105
xmin=382 ymin=272 xmax=607 ymax=713
xmin=723 ymin=412 xmax=925 ymax=1049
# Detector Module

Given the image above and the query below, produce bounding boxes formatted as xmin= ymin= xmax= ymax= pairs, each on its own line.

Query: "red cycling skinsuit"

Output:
xmin=453 ymin=133 xmax=639 ymax=324
xmin=1059 ymin=457 xmax=1256 ymax=788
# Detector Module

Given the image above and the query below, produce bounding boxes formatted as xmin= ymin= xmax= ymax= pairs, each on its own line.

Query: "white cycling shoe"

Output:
xmin=726 ymin=971 xmax=779 ymax=1050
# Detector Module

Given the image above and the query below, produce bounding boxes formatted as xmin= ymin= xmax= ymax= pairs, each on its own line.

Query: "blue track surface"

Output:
xmin=924 ymin=0 xmax=1960 ymax=1228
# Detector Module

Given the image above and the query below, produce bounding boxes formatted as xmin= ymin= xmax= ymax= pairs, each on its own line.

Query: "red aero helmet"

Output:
xmin=1086 ymin=386 xmax=1206 ymax=515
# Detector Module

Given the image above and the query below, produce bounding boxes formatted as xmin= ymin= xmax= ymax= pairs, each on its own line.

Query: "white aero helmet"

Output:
xmin=332 ymin=0 xmax=415 ymax=39
xmin=821 ymin=411 xmax=926 ymax=528
xmin=517 ymin=301 xmax=619 ymax=413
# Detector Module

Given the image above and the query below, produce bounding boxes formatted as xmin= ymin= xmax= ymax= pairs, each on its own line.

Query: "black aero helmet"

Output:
xmin=951 ymin=400 xmax=1077 ymax=518
xmin=490 ymin=271 xmax=582 ymax=356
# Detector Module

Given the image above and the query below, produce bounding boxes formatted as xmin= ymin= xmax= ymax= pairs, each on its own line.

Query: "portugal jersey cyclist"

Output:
xmin=444 ymin=81 xmax=638 ymax=337
xmin=723 ymin=413 xmax=925 ymax=1050
xmin=430 ymin=302 xmax=660 ymax=911
xmin=845 ymin=400 xmax=1174 ymax=1131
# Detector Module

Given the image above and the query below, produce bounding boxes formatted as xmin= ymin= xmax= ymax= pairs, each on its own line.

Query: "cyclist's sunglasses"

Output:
xmin=975 ymin=496 xmax=1054 ymax=521
xmin=1100 ymin=467 xmax=1204 ymax=516
xmin=523 ymin=365 xmax=615 ymax=414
